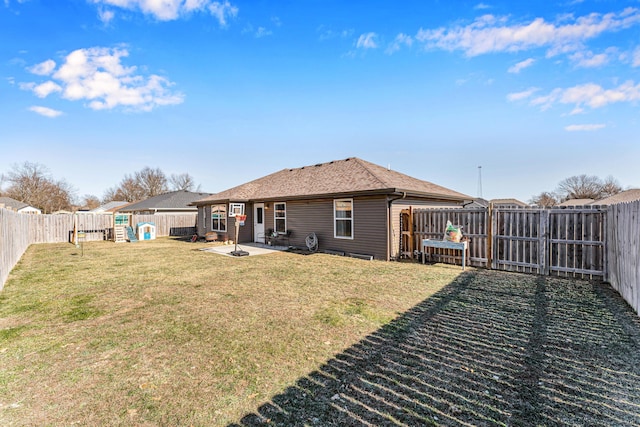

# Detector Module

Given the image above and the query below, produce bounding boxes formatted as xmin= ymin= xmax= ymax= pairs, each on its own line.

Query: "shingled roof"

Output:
xmin=0 ymin=196 xmax=29 ymax=211
xmin=119 ymin=190 xmax=212 ymax=213
xmin=595 ymin=189 xmax=640 ymax=205
xmin=194 ymin=157 xmax=470 ymax=205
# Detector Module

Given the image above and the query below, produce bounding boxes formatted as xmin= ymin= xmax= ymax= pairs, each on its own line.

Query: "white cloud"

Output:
xmin=318 ymin=26 xmax=353 ymax=41
xmin=474 ymin=3 xmax=491 ymax=10
xmin=28 ymin=59 xmax=56 ymax=75
xmin=385 ymin=33 xmax=413 ymax=54
xmin=22 ymin=46 xmax=184 ymax=112
xmin=565 ymin=123 xmax=605 ymax=131
xmin=415 ymin=8 xmax=640 ymax=57
xmin=508 ymin=58 xmax=535 ymax=73
xmin=208 ymin=1 xmax=238 ymax=26
xmin=98 ymin=8 xmax=115 ymax=24
xmin=356 ymin=32 xmax=378 ymax=49
xmin=631 ymin=46 xmax=640 ymax=67
xmin=242 ymin=23 xmax=273 ymax=38
xmin=33 ymin=81 xmax=62 ymax=98
xmin=255 ymin=26 xmax=272 ymax=38
xmin=530 ymin=80 xmax=640 ymax=111
xmin=569 ymin=49 xmax=615 ymax=67
xmin=29 ymin=106 xmax=63 ymax=118
xmin=507 ymin=87 xmax=539 ymax=101
xmin=92 ymin=0 xmax=238 ymax=24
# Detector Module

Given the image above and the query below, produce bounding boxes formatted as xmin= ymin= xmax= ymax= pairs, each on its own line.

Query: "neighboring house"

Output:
xmin=0 ymin=196 xmax=42 ymax=214
xmin=558 ymin=198 xmax=595 ymax=207
xmin=490 ymin=198 xmax=529 ymax=209
xmin=594 ymin=189 xmax=640 ymax=205
xmin=464 ymin=198 xmax=489 ymax=209
xmin=90 ymin=201 xmax=130 ymax=214
xmin=117 ymin=190 xmax=211 ymax=214
xmin=192 ymin=157 xmax=471 ymax=261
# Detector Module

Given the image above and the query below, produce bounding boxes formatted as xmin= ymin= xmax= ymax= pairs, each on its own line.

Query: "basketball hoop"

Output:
xmin=230 ymin=213 xmax=249 ymax=256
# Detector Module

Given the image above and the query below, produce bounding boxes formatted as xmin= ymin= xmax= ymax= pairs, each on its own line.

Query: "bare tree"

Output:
xmin=532 ymin=174 xmax=623 ymax=206
xmin=169 ymin=173 xmax=197 ymax=191
xmin=80 ymin=195 xmax=101 ymax=210
xmin=4 ymin=162 xmax=76 ymax=213
xmin=103 ymin=167 xmax=169 ymax=203
xmin=103 ymin=176 xmax=145 ymax=203
xmin=556 ymin=174 xmax=623 ymax=201
xmin=529 ymin=191 xmax=559 ymax=207
xmin=136 ymin=167 xmax=168 ymax=197
xmin=556 ymin=175 xmax=604 ymax=200
xmin=600 ymin=175 xmax=622 ymax=198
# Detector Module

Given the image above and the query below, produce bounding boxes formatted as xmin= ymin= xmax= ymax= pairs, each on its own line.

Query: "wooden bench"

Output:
xmin=422 ymin=239 xmax=469 ymax=271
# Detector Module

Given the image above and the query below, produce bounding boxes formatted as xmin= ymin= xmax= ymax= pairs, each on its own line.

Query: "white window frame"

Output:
xmin=211 ymin=204 xmax=227 ymax=232
xmin=274 ymin=202 xmax=286 ymax=233
xmin=334 ymin=198 xmax=353 ymax=239
xmin=202 ymin=207 xmax=206 ymax=230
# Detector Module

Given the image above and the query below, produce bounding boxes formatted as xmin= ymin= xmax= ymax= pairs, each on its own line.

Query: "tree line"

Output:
xmin=529 ymin=174 xmax=623 ymax=207
xmin=0 ymin=161 xmax=627 ymax=213
xmin=0 ymin=162 xmax=200 ymax=214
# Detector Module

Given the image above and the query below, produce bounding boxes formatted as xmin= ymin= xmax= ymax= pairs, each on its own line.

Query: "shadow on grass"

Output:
xmin=231 ymin=270 xmax=640 ymax=426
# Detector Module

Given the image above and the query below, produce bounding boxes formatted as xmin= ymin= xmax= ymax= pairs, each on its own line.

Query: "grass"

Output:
xmin=0 ymin=237 xmax=461 ymax=426
xmin=3 ymin=238 xmax=640 ymax=426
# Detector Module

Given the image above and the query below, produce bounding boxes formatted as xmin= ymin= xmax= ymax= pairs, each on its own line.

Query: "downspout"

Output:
xmin=387 ymin=192 xmax=407 ymax=261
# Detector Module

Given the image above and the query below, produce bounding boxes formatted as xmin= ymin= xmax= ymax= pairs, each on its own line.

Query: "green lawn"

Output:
xmin=0 ymin=238 xmax=462 ymax=426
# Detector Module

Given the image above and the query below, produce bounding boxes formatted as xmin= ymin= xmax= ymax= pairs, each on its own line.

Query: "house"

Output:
xmin=490 ymin=198 xmax=529 ymax=209
xmin=463 ymin=198 xmax=489 ymax=209
xmin=558 ymin=198 xmax=595 ymax=207
xmin=192 ymin=157 xmax=471 ymax=261
xmin=0 ymin=196 xmax=42 ymax=214
xmin=594 ymin=189 xmax=640 ymax=205
xmin=116 ymin=190 xmax=211 ymax=215
xmin=90 ymin=201 xmax=130 ymax=214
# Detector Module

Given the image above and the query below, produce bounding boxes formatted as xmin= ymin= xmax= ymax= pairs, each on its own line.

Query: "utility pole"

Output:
xmin=477 ymin=166 xmax=483 ymax=198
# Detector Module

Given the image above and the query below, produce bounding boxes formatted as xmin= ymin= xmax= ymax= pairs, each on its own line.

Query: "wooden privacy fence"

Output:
xmin=0 ymin=210 xmax=197 ymax=290
xmin=413 ymin=206 xmax=607 ymax=280
xmin=607 ymin=200 xmax=640 ymax=315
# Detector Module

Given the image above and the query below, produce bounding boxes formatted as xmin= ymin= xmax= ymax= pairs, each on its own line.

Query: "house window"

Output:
xmin=334 ymin=199 xmax=353 ymax=239
xmin=274 ymin=202 xmax=286 ymax=233
xmin=211 ymin=204 xmax=227 ymax=232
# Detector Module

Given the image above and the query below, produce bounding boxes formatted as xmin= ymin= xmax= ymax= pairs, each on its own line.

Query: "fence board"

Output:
xmin=413 ymin=206 xmax=606 ymax=279
xmin=413 ymin=208 xmax=488 ymax=268
xmin=607 ymin=200 xmax=640 ymax=315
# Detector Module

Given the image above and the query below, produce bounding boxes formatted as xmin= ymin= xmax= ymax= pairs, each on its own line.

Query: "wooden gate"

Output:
xmin=413 ymin=206 xmax=607 ymax=279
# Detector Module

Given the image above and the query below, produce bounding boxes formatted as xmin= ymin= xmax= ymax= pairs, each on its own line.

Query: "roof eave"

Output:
xmin=192 ymin=188 xmax=469 ymax=205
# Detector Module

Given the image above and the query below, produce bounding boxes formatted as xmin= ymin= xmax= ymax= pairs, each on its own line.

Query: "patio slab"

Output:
xmin=201 ymin=242 xmax=288 ymax=257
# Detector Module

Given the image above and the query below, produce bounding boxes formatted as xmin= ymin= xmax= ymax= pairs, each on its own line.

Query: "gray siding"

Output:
xmin=199 ymin=197 xmax=463 ymax=260
xmin=259 ymin=197 xmax=389 ymax=260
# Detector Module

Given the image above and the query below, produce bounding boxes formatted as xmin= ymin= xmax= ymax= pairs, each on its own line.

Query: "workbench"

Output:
xmin=422 ymin=239 xmax=469 ymax=271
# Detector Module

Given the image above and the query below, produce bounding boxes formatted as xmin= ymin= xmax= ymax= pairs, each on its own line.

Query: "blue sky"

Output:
xmin=2 ymin=0 xmax=640 ymax=203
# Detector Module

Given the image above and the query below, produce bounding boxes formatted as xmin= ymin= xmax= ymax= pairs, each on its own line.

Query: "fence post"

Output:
xmin=489 ymin=203 xmax=495 ymax=270
xmin=603 ymin=207 xmax=608 ymax=282
xmin=539 ymin=209 xmax=549 ymax=275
